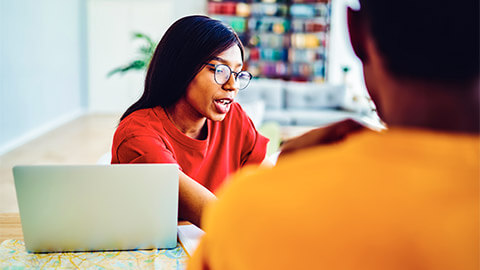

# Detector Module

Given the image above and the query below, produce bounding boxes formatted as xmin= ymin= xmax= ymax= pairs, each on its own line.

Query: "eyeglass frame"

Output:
xmin=204 ymin=63 xmax=252 ymax=90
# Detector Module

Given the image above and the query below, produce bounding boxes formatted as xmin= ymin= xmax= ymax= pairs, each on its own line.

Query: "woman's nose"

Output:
xmin=222 ymin=74 xmax=239 ymax=91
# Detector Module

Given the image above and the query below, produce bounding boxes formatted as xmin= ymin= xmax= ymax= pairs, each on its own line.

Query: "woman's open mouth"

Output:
xmin=214 ymin=98 xmax=233 ymax=114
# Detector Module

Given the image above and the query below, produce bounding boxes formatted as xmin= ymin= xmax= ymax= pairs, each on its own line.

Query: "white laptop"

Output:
xmin=13 ymin=164 xmax=179 ymax=253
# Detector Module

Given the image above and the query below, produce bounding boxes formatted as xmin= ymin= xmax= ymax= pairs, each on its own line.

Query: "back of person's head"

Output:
xmin=120 ymin=15 xmax=244 ymax=121
xmin=359 ymin=0 xmax=479 ymax=82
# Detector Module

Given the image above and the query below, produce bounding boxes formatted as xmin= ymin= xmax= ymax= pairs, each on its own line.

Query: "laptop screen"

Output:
xmin=13 ymin=164 xmax=179 ymax=252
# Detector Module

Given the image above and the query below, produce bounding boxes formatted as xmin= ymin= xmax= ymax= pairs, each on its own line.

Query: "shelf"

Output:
xmin=210 ymin=14 xmax=249 ymax=18
xmin=208 ymin=0 xmax=331 ymax=82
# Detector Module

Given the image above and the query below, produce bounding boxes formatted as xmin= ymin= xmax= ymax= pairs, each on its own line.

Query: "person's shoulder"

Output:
xmin=201 ymin=128 xmax=479 ymax=269
xmin=222 ymin=102 xmax=254 ymax=128
xmin=121 ymin=107 xmax=160 ymax=124
xmin=116 ymin=107 xmax=165 ymax=139
xmin=226 ymin=102 xmax=248 ymax=119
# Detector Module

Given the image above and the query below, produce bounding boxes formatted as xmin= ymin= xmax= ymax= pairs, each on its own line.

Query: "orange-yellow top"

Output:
xmin=188 ymin=128 xmax=480 ymax=270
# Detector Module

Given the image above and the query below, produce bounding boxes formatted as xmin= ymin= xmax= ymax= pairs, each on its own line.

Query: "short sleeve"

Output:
xmin=237 ymin=106 xmax=269 ymax=166
xmin=114 ymin=135 xmax=178 ymax=164
xmin=241 ymin=129 xmax=269 ymax=166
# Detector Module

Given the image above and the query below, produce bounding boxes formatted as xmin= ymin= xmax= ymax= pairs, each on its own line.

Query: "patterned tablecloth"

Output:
xmin=0 ymin=239 xmax=188 ymax=269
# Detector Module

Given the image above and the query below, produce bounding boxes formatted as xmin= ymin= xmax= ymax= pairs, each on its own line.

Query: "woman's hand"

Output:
xmin=279 ymin=119 xmax=364 ymax=158
xmin=178 ymin=171 xmax=217 ymax=228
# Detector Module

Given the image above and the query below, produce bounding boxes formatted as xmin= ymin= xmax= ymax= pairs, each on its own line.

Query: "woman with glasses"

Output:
xmin=111 ymin=15 xmax=270 ymax=228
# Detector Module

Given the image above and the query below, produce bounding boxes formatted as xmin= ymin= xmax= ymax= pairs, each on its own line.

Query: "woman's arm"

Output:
xmin=279 ymin=119 xmax=364 ymax=158
xmin=178 ymin=171 xmax=216 ymax=228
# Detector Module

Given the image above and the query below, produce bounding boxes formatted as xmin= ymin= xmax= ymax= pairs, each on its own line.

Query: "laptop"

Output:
xmin=13 ymin=164 xmax=179 ymax=253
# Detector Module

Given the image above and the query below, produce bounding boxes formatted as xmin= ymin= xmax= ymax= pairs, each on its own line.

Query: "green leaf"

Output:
xmin=107 ymin=60 xmax=146 ymax=77
xmin=107 ymin=32 xmax=158 ymax=78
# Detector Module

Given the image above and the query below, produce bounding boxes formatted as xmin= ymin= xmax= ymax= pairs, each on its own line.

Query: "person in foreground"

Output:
xmin=111 ymin=16 xmax=269 ymax=228
xmin=188 ymin=0 xmax=479 ymax=269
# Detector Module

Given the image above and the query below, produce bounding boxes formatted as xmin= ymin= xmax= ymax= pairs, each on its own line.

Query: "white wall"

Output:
xmin=328 ymin=0 xmax=366 ymax=95
xmin=87 ymin=0 xmax=366 ymax=113
xmin=87 ymin=0 xmax=206 ymax=113
xmin=0 ymin=0 xmax=88 ymax=155
xmin=0 ymin=0 xmax=365 ymax=155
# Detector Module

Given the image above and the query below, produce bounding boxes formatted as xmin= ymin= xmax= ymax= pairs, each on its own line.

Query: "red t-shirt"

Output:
xmin=111 ymin=102 xmax=269 ymax=193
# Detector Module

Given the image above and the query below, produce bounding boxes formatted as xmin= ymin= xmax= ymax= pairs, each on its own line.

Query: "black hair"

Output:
xmin=359 ymin=0 xmax=479 ymax=82
xmin=120 ymin=15 xmax=244 ymax=121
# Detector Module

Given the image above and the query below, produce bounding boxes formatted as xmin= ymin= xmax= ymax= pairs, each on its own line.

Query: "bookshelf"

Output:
xmin=207 ymin=0 xmax=331 ymax=82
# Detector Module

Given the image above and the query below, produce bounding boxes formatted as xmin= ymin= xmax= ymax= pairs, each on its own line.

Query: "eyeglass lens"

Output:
xmin=214 ymin=65 xmax=251 ymax=89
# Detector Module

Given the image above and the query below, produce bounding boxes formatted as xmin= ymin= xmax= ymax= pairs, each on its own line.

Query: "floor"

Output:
xmin=0 ymin=114 xmax=121 ymax=213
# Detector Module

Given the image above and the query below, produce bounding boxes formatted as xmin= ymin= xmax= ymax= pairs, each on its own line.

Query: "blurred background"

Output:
xmin=0 ymin=0 xmax=378 ymax=212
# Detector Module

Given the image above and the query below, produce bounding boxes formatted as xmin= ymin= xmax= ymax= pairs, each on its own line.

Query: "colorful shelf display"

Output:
xmin=208 ymin=0 xmax=331 ymax=82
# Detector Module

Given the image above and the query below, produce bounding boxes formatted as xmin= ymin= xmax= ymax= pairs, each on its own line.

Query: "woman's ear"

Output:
xmin=347 ymin=7 xmax=368 ymax=62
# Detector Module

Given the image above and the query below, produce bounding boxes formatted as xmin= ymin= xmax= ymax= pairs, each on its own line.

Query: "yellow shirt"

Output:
xmin=188 ymin=128 xmax=480 ymax=270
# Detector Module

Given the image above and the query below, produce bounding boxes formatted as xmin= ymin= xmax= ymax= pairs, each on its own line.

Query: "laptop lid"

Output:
xmin=13 ymin=164 xmax=178 ymax=253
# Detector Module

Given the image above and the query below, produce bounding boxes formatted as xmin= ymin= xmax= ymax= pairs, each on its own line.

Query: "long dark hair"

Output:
xmin=120 ymin=15 xmax=245 ymax=121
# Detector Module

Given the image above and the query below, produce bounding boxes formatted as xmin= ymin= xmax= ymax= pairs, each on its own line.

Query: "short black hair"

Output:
xmin=359 ymin=0 xmax=479 ymax=82
xmin=121 ymin=15 xmax=244 ymax=121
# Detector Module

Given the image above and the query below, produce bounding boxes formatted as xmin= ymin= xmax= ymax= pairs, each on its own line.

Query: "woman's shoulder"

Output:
xmin=225 ymin=102 xmax=249 ymax=122
xmin=218 ymin=102 xmax=257 ymax=134
xmin=116 ymin=107 xmax=166 ymax=139
xmin=230 ymin=101 xmax=244 ymax=112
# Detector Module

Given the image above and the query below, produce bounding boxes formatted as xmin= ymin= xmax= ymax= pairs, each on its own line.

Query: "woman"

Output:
xmin=111 ymin=15 xmax=269 ymax=227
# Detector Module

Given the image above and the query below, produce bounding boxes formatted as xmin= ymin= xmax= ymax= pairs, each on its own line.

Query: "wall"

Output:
xmin=86 ymin=0 xmax=366 ymax=113
xmin=0 ymin=0 xmax=365 ymax=155
xmin=87 ymin=0 xmax=206 ymax=113
xmin=0 ymin=0 xmax=88 ymax=155
xmin=328 ymin=0 xmax=366 ymax=96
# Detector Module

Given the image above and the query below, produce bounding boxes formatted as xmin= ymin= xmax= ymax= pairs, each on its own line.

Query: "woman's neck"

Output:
xmin=164 ymin=102 xmax=208 ymax=140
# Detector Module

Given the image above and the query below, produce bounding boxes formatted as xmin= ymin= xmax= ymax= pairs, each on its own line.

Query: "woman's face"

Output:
xmin=183 ymin=45 xmax=243 ymax=122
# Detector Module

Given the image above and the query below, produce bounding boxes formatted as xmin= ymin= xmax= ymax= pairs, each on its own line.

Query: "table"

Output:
xmin=0 ymin=213 xmax=22 ymax=242
xmin=0 ymin=213 xmax=191 ymax=269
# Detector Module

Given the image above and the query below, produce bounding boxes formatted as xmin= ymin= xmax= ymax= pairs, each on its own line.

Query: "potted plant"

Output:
xmin=107 ymin=32 xmax=157 ymax=77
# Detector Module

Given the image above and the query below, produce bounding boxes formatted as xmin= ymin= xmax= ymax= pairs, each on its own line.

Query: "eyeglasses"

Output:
xmin=205 ymin=63 xmax=252 ymax=90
